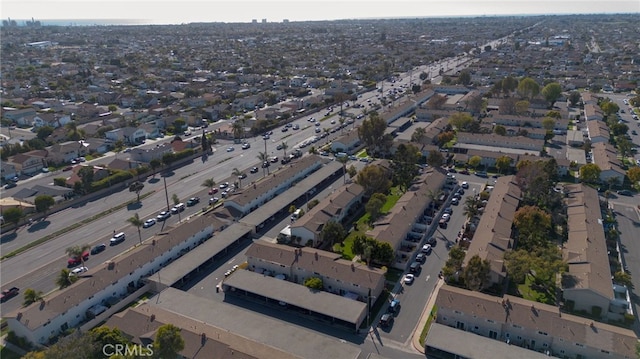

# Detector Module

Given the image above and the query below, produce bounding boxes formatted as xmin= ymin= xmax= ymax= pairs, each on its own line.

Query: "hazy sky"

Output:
xmin=3 ymin=0 xmax=639 ymax=24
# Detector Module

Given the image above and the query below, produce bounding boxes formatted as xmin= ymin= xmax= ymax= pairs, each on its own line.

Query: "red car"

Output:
xmin=1 ymin=287 xmax=19 ymax=302
xmin=68 ymin=251 xmax=90 ymax=267
xmin=208 ymin=188 xmax=218 ymax=195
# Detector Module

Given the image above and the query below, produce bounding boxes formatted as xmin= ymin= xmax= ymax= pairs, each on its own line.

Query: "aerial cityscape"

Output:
xmin=0 ymin=8 xmax=639 ymax=359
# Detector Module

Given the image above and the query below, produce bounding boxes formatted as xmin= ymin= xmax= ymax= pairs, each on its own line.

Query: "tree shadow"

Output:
xmin=1 ymin=232 xmax=17 ymax=244
xmin=148 ymin=177 xmax=160 ymax=184
xmin=161 ymin=170 xmax=175 ymax=178
xmin=27 ymin=220 xmax=51 ymax=233
xmin=127 ymin=202 xmax=143 ymax=211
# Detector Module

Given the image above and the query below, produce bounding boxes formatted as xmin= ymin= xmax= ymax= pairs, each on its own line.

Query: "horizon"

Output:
xmin=3 ymin=0 xmax=639 ymax=25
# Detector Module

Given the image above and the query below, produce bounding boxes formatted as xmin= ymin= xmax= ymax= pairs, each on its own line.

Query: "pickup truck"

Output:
xmin=1 ymin=287 xmax=19 ymax=302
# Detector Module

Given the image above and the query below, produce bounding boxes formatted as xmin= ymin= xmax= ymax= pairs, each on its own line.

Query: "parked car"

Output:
xmin=110 ymin=232 xmax=126 ymax=245
xmin=171 ymin=203 xmax=185 ymax=214
xmin=208 ymin=188 xmax=218 ymax=195
xmin=156 ymin=211 xmax=171 ymax=221
xmin=461 ymin=181 xmax=469 ymax=189
xmin=69 ymin=266 xmax=88 ymax=276
xmin=219 ymin=182 xmax=229 ymax=189
xmin=380 ymin=313 xmax=394 ymax=327
xmin=409 ymin=261 xmax=421 ymax=273
xmin=403 ymin=274 xmax=415 ymax=284
xmin=416 ymin=253 xmax=426 ymax=263
xmin=422 ymin=244 xmax=433 ymax=254
xmin=4 ymin=182 xmax=17 ymax=189
xmin=442 ymin=213 xmax=451 ymax=221
xmin=226 ymin=147 xmax=235 ymax=152
xmin=238 ymin=173 xmax=247 ymax=179
xmin=143 ymin=218 xmax=156 ymax=228
xmin=617 ymin=190 xmax=633 ymax=196
xmin=90 ymin=243 xmax=106 ymax=255
xmin=250 ymin=166 xmax=259 ymax=173
xmin=241 ymin=143 xmax=251 ymax=149
xmin=209 ymin=197 xmax=219 ymax=205
xmin=451 ymin=198 xmax=459 ymax=205
xmin=68 ymin=251 xmax=90 ymax=267
xmin=1 ymin=287 xmax=20 ymax=302
xmin=186 ymin=197 xmax=200 ymax=206
xmin=388 ymin=299 xmax=401 ymax=314
xmin=426 ymin=236 xmax=437 ymax=245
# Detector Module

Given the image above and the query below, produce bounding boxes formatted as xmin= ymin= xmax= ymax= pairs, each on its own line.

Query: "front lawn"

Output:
xmin=517 ymin=274 xmax=556 ymax=305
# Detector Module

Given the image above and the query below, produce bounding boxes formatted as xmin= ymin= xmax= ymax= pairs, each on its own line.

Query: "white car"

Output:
xmin=156 ymin=211 xmax=171 ymax=221
xmin=461 ymin=181 xmax=469 ymax=189
xmin=69 ymin=267 xmax=88 ymax=276
xmin=442 ymin=213 xmax=451 ymax=222
xmin=403 ymin=274 xmax=415 ymax=284
xmin=143 ymin=218 xmax=156 ymax=228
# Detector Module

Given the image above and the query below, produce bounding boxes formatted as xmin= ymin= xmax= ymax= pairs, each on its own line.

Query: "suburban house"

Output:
xmin=288 ymin=182 xmax=364 ymax=247
xmin=562 ymin=184 xmax=630 ymax=321
xmin=65 ymin=165 xmax=110 ymax=187
xmin=128 ymin=143 xmax=173 ymax=164
xmin=456 ymin=133 xmax=544 ymax=153
xmin=47 ymin=141 xmax=89 ymax=165
xmin=31 ymin=113 xmax=72 ymax=129
xmin=5 ymin=151 xmax=48 ymax=176
xmin=583 ymin=103 xmax=604 ymax=122
xmin=464 ymin=175 xmax=521 ymax=286
xmin=586 ymin=120 xmax=610 ymax=144
xmin=1 ymin=161 xmax=18 ymax=180
xmin=2 ymin=108 xmax=37 ymax=126
xmin=433 ymin=284 xmax=637 ymax=359
xmin=105 ymin=127 xmax=146 ymax=145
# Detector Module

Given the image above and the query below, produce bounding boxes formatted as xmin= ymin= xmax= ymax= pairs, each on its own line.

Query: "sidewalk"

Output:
xmin=411 ymin=277 xmax=445 ymax=354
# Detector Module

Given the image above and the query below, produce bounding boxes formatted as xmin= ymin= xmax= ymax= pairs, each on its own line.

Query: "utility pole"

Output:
xmin=163 ymin=177 xmax=170 ymax=211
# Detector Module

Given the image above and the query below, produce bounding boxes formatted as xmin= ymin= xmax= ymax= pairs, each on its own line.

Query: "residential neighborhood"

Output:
xmin=1 ymin=12 xmax=640 ymax=359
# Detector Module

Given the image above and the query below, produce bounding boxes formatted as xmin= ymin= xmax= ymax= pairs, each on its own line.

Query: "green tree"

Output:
xmin=442 ymin=245 xmax=466 ymax=278
xmin=504 ymin=249 xmax=533 ymax=284
xmin=541 ymin=82 xmax=562 ymax=105
xmin=411 ymin=127 xmax=426 ymax=143
xmin=150 ymin=158 xmax=161 ymax=176
xmin=56 ymin=268 xmax=78 ymax=289
xmin=463 ymin=196 xmax=482 ymax=220
xmin=515 ymin=100 xmax=530 ymax=115
xmin=426 ymin=150 xmax=444 ymax=168
xmin=458 ymin=70 xmax=471 ymax=86
xmin=304 ymin=277 xmax=323 ymax=290
xmin=171 ymin=193 xmax=180 ymax=206
xmin=495 ymin=155 xmax=512 ymax=174
xmin=448 ymin=112 xmax=474 ymax=132
xmin=231 ymin=120 xmax=244 ymax=139
xmin=202 ymin=178 xmax=216 ymax=190
xmin=65 ymin=121 xmax=84 ymax=141
xmin=279 ymin=141 xmax=288 ymax=158
xmin=365 ymin=193 xmax=387 ymax=223
xmin=542 ymin=117 xmax=556 ymax=131
xmin=513 ymin=206 xmax=552 ymax=251
xmin=579 ymin=163 xmax=601 ymax=184
xmin=66 ymin=243 xmax=91 ymax=267
xmin=232 ymin=168 xmax=245 ymax=188
xmin=36 ymin=125 xmax=54 ymax=141
xmin=347 ymin=164 xmax=357 ymax=179
xmin=391 ymin=143 xmax=420 ymax=191
xmin=463 ymin=255 xmax=490 ymax=291
xmin=599 ymin=100 xmax=619 ymax=116
xmin=468 ymin=155 xmax=482 ymax=169
xmin=356 ymin=164 xmax=391 ymax=197
xmin=627 ymin=167 xmax=640 ymax=187
xmin=127 ymin=213 xmax=144 ymax=245
xmin=358 ymin=112 xmax=388 ymax=155
xmin=337 ymin=155 xmax=349 ymax=184
xmin=129 ymin=181 xmax=145 ymax=202
xmin=161 ymin=152 xmax=177 ymax=169
xmin=78 ymin=166 xmax=94 ymax=193
xmin=426 ymin=94 xmax=447 ymax=110
xmin=34 ymin=194 xmax=55 ymax=217
xmin=3 ymin=207 xmax=23 ymax=228
xmin=23 ymin=288 xmax=44 ymax=306
xmin=517 ymin=77 xmax=540 ymax=100
xmin=320 ymin=220 xmax=347 ymax=245
xmin=153 ymin=324 xmax=185 ymax=359
xmin=257 ymin=151 xmax=270 ymax=176
xmin=494 ymin=125 xmax=506 ymax=136
xmin=568 ymin=91 xmax=581 ymax=107
xmin=613 ymin=271 xmax=634 ymax=289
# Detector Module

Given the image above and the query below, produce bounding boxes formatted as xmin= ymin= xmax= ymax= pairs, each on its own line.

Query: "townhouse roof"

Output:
xmin=435 ymin=285 xmax=637 ymax=358
xmin=562 ymin=184 xmax=613 ymax=300
xmin=586 ymin=120 xmax=610 ymax=139
xmin=106 ymin=302 xmax=302 ymax=359
xmin=590 ymin=142 xmax=625 ymax=175
xmin=6 ymin=213 xmax=217 ymax=331
xmin=464 ymin=176 xmax=521 ymax=274
xmin=292 ymin=182 xmax=364 ymax=235
xmin=332 ymin=128 xmax=360 ymax=146
xmin=366 ymin=168 xmax=446 ymax=250
xmin=245 ymin=241 xmax=385 ymax=289
xmin=226 ymin=155 xmax=323 ymax=207
xmin=456 ymin=132 xmax=544 ymax=150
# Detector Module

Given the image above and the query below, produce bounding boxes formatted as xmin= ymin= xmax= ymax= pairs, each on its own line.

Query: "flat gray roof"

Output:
xmin=150 ymin=222 xmax=253 ymax=287
xmin=240 ymin=161 xmax=343 ymax=228
xmin=426 ymin=323 xmax=551 ymax=359
xmin=223 ymin=269 xmax=367 ymax=325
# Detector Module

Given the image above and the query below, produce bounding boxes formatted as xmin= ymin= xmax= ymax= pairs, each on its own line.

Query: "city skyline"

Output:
xmin=2 ymin=0 xmax=639 ymax=25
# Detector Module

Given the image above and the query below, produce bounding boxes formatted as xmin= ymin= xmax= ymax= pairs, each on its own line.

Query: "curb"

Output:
xmin=411 ymin=277 xmax=444 ymax=354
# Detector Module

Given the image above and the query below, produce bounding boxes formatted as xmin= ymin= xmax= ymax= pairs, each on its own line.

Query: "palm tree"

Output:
xmin=56 ymin=269 xmax=77 ymax=289
xmin=150 ymin=159 xmax=161 ymax=177
xmin=23 ymin=288 xmax=44 ymax=306
xmin=231 ymin=121 xmax=244 ymax=141
xmin=323 ymin=128 xmax=330 ymax=143
xmin=463 ymin=196 xmax=482 ymax=220
xmin=202 ymin=178 xmax=216 ymax=192
xmin=127 ymin=213 xmax=144 ymax=244
xmin=66 ymin=244 xmax=91 ymax=268
xmin=337 ymin=155 xmax=349 ymax=184
xmin=257 ymin=151 xmax=270 ymax=176
xmin=65 ymin=121 xmax=84 ymax=141
xmin=232 ymin=168 xmax=244 ymax=188
xmin=339 ymin=118 xmax=346 ymax=134
xmin=280 ymin=141 xmax=288 ymax=159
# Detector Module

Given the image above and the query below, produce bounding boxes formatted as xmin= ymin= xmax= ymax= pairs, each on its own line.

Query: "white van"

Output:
xmin=291 ymin=209 xmax=302 ymax=221
xmin=110 ymin=232 xmax=126 ymax=245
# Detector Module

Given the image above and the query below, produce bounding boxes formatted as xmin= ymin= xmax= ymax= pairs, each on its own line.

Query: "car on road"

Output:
xmin=143 ymin=218 xmax=156 ymax=228
xmin=69 ymin=266 xmax=88 ymax=276
xmin=226 ymin=147 xmax=235 ymax=152
xmin=461 ymin=181 xmax=469 ymax=189
xmin=426 ymin=236 xmax=437 ymax=245
xmin=250 ymin=166 xmax=259 ymax=173
xmin=209 ymin=197 xmax=219 ymax=205
xmin=442 ymin=213 xmax=451 ymax=222
xmin=416 ymin=253 xmax=426 ymax=263
xmin=617 ymin=190 xmax=633 ymax=196
xmin=276 ymin=144 xmax=283 ymax=150
xmin=208 ymin=187 xmax=218 ymax=195
xmin=238 ymin=173 xmax=247 ymax=179
xmin=110 ymin=232 xmax=126 ymax=245
xmin=186 ymin=197 xmax=200 ymax=206
xmin=451 ymin=197 xmax=459 ymax=205
xmin=219 ymin=182 xmax=229 ymax=189
xmin=380 ymin=313 xmax=394 ymax=327
xmin=68 ymin=251 xmax=90 ymax=267
xmin=171 ymin=203 xmax=185 ymax=214
xmin=475 ymin=171 xmax=488 ymax=178
xmin=459 ymin=169 xmax=470 ymax=175
xmin=403 ymin=274 xmax=415 ymax=285
xmin=422 ymin=244 xmax=433 ymax=254
xmin=241 ymin=143 xmax=251 ymax=149
xmin=632 ymin=130 xmax=638 ymax=135
xmin=4 ymin=182 xmax=17 ymax=189
xmin=156 ymin=211 xmax=171 ymax=221
xmin=270 ymin=156 xmax=279 ymax=163
xmin=90 ymin=243 xmax=106 ymax=255
xmin=388 ymin=299 xmax=400 ymax=314
xmin=409 ymin=261 xmax=421 ymax=273
xmin=444 ymin=207 xmax=453 ymax=215
xmin=292 ymin=124 xmax=300 ymax=130
xmin=1 ymin=287 xmax=20 ymax=302
xmin=262 ymin=134 xmax=270 ymax=140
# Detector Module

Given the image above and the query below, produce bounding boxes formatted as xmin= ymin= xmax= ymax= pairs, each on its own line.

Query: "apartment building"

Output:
xmin=590 ymin=142 xmax=626 ymax=184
